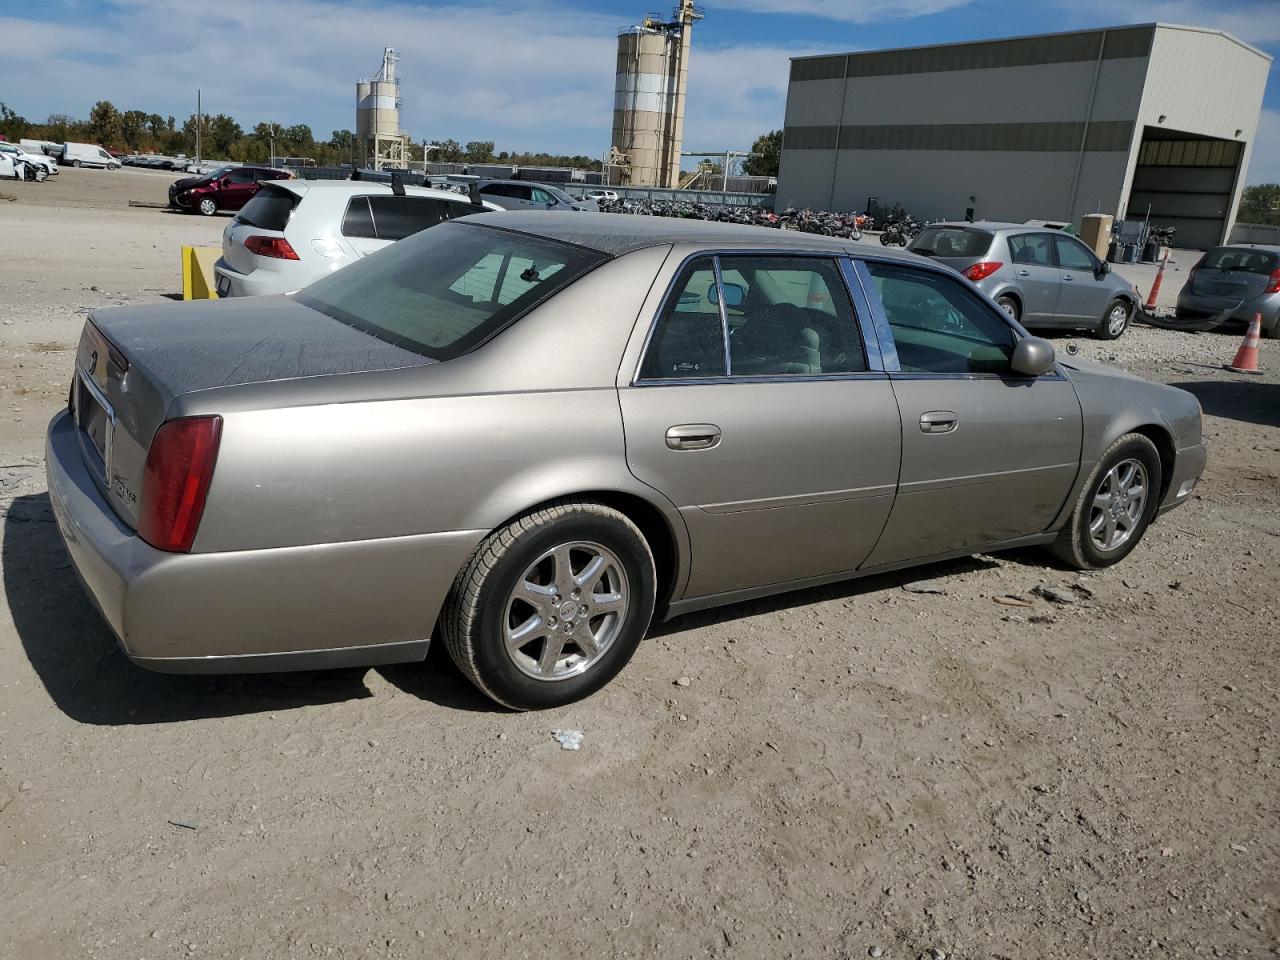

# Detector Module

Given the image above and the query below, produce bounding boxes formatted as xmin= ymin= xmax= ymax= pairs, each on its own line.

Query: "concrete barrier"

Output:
xmin=182 ymin=246 xmax=221 ymax=300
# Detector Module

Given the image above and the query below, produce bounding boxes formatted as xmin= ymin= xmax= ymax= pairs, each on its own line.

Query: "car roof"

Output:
xmin=1218 ymin=243 xmax=1280 ymax=254
xmin=924 ymin=221 xmax=1029 ymax=232
xmin=463 ymin=210 xmax=926 ymax=260
xmin=271 ymin=180 xmax=483 ymax=203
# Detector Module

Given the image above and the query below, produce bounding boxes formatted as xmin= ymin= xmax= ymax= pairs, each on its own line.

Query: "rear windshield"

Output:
xmin=295 ymin=222 xmax=607 ymax=361
xmin=234 ymin=184 xmax=299 ymax=230
xmin=1200 ymin=247 xmax=1280 ymax=275
xmin=910 ymin=227 xmax=994 ymax=258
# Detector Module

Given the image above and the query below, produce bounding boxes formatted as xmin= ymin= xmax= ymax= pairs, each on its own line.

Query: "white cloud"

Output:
xmin=703 ymin=0 xmax=975 ymax=24
xmin=0 ymin=0 xmax=826 ymax=156
xmin=1246 ymin=109 xmax=1280 ymax=184
xmin=1059 ymin=0 xmax=1280 ymax=45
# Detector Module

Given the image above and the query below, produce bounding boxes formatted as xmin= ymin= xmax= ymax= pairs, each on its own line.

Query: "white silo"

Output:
xmin=356 ymin=47 xmax=410 ymax=170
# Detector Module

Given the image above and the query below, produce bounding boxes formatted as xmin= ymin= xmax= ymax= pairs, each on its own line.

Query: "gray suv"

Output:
xmin=910 ymin=223 xmax=1142 ymax=339
xmin=1176 ymin=244 xmax=1280 ymax=338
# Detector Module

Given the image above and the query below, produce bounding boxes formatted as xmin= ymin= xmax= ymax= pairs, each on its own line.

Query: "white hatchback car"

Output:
xmin=0 ymin=142 xmax=58 ymax=177
xmin=213 ymin=181 xmax=501 ymax=297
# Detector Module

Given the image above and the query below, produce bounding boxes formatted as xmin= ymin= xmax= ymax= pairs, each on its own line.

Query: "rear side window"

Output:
xmin=295 ymin=222 xmax=607 ymax=361
xmin=225 ymin=169 xmax=255 ymax=184
xmin=911 ymin=227 xmax=993 ymax=258
xmin=1008 ymin=233 xmax=1055 ymax=266
xmin=441 ymin=201 xmax=490 ymax=220
xmin=341 ymin=197 xmax=376 ymax=238
xmin=867 ymin=262 xmax=1014 ymax=375
xmin=1200 ymin=247 xmax=1280 ymax=275
xmin=234 ymin=184 xmax=299 ymax=230
xmin=369 ymin=196 xmax=447 ymax=241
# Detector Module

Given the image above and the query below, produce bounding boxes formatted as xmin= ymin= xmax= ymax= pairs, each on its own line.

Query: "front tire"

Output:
xmin=198 ymin=197 xmax=217 ymax=217
xmin=1049 ymin=433 xmax=1162 ymax=569
xmin=1096 ymin=298 xmax=1131 ymax=340
xmin=441 ymin=500 xmax=657 ymax=710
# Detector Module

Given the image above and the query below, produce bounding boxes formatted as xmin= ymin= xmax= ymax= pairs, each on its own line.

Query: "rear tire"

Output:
xmin=1049 ymin=433 xmax=1162 ymax=570
xmin=995 ymin=294 xmax=1021 ymax=321
xmin=71 ymin=160 xmax=82 ymax=168
xmin=441 ymin=500 xmax=657 ymax=710
xmin=1263 ymin=317 xmax=1280 ymax=340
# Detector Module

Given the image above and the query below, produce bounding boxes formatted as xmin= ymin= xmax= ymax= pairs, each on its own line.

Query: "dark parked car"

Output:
xmin=910 ymin=222 xmax=1142 ymax=339
xmin=1176 ymin=244 xmax=1280 ymax=338
xmin=169 ymin=166 xmax=292 ymax=217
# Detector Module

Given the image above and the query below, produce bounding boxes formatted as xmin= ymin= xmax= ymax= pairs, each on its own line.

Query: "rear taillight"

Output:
xmin=1188 ymin=257 xmax=1204 ymax=286
xmin=138 ymin=416 xmax=222 ymax=553
xmin=1267 ymin=268 xmax=1280 ymax=295
xmin=243 ymin=235 xmax=300 ymax=260
xmin=962 ymin=261 xmax=1003 ymax=282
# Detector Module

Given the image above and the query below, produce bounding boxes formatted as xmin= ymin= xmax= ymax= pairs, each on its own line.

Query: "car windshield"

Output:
xmin=295 ymin=222 xmax=608 ymax=361
xmin=910 ymin=227 xmax=995 ymax=258
xmin=1201 ymin=247 xmax=1280 ymax=276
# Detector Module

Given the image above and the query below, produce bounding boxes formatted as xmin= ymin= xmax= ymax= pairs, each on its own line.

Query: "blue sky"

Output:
xmin=3 ymin=0 xmax=1277 ymax=182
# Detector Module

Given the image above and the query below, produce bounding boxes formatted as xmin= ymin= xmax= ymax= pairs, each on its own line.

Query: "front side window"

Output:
xmin=1008 ymin=233 xmax=1056 ymax=267
xmin=866 ymin=262 xmax=1015 ymax=375
xmin=296 ymin=222 xmax=605 ymax=361
xmin=638 ymin=256 xmax=865 ymax=380
xmin=531 ymin=187 xmax=555 ymax=205
xmin=1054 ymin=235 xmax=1096 ymax=272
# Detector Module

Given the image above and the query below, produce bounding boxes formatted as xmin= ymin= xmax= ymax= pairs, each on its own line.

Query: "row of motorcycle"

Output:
xmin=596 ymin=197 xmax=925 ymax=245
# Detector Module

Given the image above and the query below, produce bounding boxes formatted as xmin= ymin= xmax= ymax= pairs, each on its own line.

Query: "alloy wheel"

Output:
xmin=1108 ymin=303 xmax=1129 ymax=336
xmin=1088 ymin=458 xmax=1148 ymax=552
xmin=503 ymin=541 xmax=629 ymax=681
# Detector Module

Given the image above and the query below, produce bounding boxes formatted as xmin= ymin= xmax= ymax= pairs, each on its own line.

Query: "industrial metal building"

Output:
xmin=777 ymin=24 xmax=1271 ymax=249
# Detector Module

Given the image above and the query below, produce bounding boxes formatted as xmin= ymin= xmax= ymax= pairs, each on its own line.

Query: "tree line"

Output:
xmin=0 ymin=100 xmax=603 ymax=170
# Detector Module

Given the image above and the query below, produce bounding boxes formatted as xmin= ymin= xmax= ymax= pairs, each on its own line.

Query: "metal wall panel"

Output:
xmin=785 ymin=121 xmax=1133 ymax=152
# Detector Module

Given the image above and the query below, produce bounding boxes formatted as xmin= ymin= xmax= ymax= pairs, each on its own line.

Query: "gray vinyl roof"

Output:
xmin=464 ymin=210 xmax=905 ymax=259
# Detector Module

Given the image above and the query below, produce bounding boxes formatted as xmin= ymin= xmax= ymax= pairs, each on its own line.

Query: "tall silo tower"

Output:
xmin=610 ymin=2 xmax=702 ymax=188
xmin=356 ymin=47 xmax=410 ymax=170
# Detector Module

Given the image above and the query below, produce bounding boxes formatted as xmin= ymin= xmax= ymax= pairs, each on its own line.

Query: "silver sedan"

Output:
xmin=46 ymin=213 xmax=1207 ymax=709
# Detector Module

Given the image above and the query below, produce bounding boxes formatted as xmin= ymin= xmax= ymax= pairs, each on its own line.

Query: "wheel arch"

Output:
xmin=1129 ymin=423 xmax=1176 ymax=503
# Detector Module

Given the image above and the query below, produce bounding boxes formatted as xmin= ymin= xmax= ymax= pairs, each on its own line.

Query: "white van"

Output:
xmin=61 ymin=143 xmax=120 ymax=169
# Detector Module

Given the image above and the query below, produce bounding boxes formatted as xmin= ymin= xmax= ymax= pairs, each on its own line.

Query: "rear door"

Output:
xmin=620 ymin=253 xmax=901 ymax=599
xmin=1006 ymin=232 xmax=1063 ymax=325
xmin=857 ymin=257 xmax=1082 ymax=567
xmin=1052 ymin=234 xmax=1109 ymax=324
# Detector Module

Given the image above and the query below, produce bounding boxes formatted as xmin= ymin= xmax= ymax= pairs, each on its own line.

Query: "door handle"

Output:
xmin=1017 ymin=269 xmax=1031 ymax=277
xmin=666 ymin=424 xmax=721 ymax=450
xmin=1062 ymin=274 xmax=1075 ymax=281
xmin=919 ymin=411 xmax=958 ymax=434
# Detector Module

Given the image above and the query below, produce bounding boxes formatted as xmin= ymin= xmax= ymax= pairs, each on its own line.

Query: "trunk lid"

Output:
xmin=1191 ymin=248 xmax=1279 ymax=300
xmin=71 ymin=296 xmax=434 ymax=529
xmin=221 ymin=183 xmax=303 ymax=275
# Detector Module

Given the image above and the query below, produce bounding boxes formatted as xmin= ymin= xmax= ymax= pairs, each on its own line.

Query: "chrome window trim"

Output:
xmin=632 ymin=371 xmax=892 ymax=388
xmin=846 ymin=258 xmax=898 ymax=372
xmin=711 ymin=257 xmax=733 ymax=376
xmin=74 ymin=369 xmax=116 ymax=480
xmin=631 ymin=247 xmax=873 ymax=386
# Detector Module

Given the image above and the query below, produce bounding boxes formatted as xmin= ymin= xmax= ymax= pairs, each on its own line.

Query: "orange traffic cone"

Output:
xmin=1145 ymin=251 xmax=1169 ymax=310
xmin=1227 ymin=313 xmax=1264 ymax=375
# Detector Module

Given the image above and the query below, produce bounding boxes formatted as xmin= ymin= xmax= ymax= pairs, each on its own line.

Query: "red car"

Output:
xmin=168 ymin=166 xmax=292 ymax=217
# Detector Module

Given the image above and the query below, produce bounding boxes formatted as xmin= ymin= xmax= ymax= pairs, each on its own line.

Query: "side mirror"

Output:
xmin=1096 ymin=260 xmax=1110 ymax=278
xmin=1010 ymin=337 xmax=1056 ymax=376
xmin=708 ymin=282 xmax=746 ymax=308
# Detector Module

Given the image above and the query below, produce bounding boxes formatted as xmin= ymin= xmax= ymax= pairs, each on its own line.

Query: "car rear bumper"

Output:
xmin=1176 ymin=291 xmax=1280 ymax=330
xmin=1157 ymin=441 xmax=1207 ymax=516
xmin=46 ymin=410 xmax=483 ymax=673
xmin=213 ymin=257 xmax=308 ymax=297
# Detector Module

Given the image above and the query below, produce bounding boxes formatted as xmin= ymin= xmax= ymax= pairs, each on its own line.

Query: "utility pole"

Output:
xmin=269 ymin=123 xmax=276 ymax=169
xmin=195 ymin=89 xmax=201 ymax=166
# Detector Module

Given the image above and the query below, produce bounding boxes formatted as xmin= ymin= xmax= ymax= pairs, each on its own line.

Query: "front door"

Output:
xmin=1052 ymin=233 xmax=1111 ymax=324
xmin=620 ymin=254 xmax=901 ymax=599
xmin=218 ymin=169 xmax=259 ymax=211
xmin=1006 ymin=232 xmax=1063 ymax=326
xmin=857 ymin=258 xmax=1082 ymax=567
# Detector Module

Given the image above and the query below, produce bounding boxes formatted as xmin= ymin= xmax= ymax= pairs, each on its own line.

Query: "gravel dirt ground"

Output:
xmin=1 ymin=169 xmax=1277 ymax=959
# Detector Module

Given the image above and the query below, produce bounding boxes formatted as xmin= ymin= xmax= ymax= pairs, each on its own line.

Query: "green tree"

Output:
xmin=282 ymin=124 xmax=314 ymax=152
xmin=146 ymin=114 xmax=166 ymax=138
xmin=464 ymin=140 xmax=495 ymax=163
xmin=431 ymin=138 xmax=463 ymax=162
xmin=742 ymin=129 xmax=782 ymax=178
xmin=87 ymin=100 xmax=123 ymax=147
xmin=1238 ymin=184 xmax=1280 ymax=225
xmin=208 ymin=114 xmax=243 ymax=154
xmin=121 ymin=110 xmax=148 ymax=150
xmin=0 ymin=102 xmax=31 ymax=141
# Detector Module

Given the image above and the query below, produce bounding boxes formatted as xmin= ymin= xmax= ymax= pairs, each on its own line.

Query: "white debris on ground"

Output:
xmin=551 ymin=729 xmax=584 ymax=751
